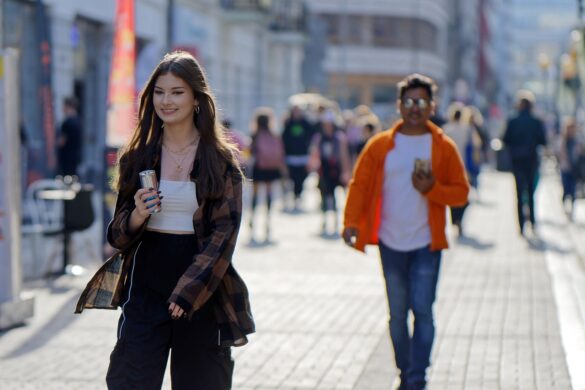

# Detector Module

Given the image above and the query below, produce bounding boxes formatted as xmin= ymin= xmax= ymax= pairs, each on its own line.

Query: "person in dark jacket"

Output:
xmin=281 ymin=106 xmax=315 ymax=211
xmin=57 ymin=97 xmax=82 ymax=176
xmin=503 ymin=90 xmax=547 ymax=236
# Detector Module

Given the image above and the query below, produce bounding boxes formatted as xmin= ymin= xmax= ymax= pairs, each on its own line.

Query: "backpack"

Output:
xmin=317 ymin=132 xmax=342 ymax=182
xmin=254 ymin=132 xmax=284 ymax=170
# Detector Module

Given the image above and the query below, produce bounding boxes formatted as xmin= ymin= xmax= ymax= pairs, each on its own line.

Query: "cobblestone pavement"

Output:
xmin=1 ymin=169 xmax=583 ymax=389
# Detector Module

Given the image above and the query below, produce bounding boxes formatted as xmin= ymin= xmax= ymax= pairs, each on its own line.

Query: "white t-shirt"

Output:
xmin=378 ymin=132 xmax=432 ymax=251
xmin=147 ymin=180 xmax=198 ymax=233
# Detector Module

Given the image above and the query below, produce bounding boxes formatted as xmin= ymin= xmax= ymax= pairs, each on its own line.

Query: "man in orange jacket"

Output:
xmin=343 ymin=74 xmax=469 ymax=390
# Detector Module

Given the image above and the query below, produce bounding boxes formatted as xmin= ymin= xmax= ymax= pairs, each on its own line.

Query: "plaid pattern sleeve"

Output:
xmin=106 ymin=195 xmax=148 ymax=250
xmin=169 ymin=165 xmax=255 ymax=346
xmin=75 ymin=241 xmax=140 ymax=312
xmin=75 ymin=193 xmax=146 ymax=313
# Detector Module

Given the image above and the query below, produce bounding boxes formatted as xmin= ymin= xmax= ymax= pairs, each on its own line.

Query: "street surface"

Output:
xmin=1 ymin=166 xmax=584 ymax=389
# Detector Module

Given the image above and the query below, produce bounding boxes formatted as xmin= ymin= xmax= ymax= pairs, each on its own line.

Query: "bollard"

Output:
xmin=0 ymin=49 xmax=34 ymax=330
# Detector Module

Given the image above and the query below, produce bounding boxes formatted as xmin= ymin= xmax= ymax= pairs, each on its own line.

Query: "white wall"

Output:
xmin=46 ymin=0 xmax=167 ymax=124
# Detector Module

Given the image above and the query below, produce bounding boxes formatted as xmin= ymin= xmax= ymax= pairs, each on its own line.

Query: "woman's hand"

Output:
xmin=133 ymin=188 xmax=161 ymax=219
xmin=128 ymin=188 xmax=162 ymax=233
xmin=169 ymin=302 xmax=186 ymax=320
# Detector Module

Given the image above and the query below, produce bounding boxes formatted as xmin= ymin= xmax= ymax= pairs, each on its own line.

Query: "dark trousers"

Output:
xmin=561 ymin=170 xmax=577 ymax=203
xmin=318 ymin=177 xmax=340 ymax=212
xmin=287 ymin=164 xmax=308 ymax=197
xmin=106 ymin=232 xmax=233 ymax=390
xmin=511 ymin=159 xmax=538 ymax=231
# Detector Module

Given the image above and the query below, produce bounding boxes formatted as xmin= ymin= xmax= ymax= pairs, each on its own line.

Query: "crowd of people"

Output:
xmin=67 ymin=49 xmax=584 ymax=390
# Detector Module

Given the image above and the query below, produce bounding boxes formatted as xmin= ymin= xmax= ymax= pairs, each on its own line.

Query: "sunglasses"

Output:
xmin=401 ymin=98 xmax=430 ymax=109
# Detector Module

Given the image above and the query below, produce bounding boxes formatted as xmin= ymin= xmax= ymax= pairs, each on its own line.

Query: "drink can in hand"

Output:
xmin=139 ymin=170 xmax=161 ymax=213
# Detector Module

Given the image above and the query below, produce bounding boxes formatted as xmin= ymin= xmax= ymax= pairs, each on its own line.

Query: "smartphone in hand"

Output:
xmin=414 ymin=158 xmax=430 ymax=175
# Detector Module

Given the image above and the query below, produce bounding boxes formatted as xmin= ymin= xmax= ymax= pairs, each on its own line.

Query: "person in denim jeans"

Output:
xmin=343 ymin=74 xmax=469 ymax=390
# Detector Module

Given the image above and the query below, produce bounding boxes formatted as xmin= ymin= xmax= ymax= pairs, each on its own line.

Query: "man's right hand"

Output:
xmin=342 ymin=227 xmax=359 ymax=248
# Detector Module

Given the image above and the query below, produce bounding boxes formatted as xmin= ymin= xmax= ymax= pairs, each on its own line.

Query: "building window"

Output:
xmin=321 ymin=14 xmax=340 ymax=44
xmin=321 ymin=13 xmax=439 ymax=53
xmin=347 ymin=15 xmax=362 ymax=45
xmin=372 ymin=16 xmax=439 ymax=53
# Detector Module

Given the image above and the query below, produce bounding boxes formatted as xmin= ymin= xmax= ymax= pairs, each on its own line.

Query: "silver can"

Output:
xmin=139 ymin=170 xmax=161 ymax=213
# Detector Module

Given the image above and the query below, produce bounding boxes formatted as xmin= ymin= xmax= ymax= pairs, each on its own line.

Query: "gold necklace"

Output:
xmin=163 ymin=142 xmax=197 ymax=171
xmin=163 ymin=137 xmax=199 ymax=154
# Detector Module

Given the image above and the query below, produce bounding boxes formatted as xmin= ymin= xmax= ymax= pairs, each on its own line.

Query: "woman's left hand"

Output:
xmin=169 ymin=302 xmax=186 ymax=320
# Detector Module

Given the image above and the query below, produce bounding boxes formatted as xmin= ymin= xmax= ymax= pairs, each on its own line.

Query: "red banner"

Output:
xmin=106 ymin=0 xmax=136 ymax=147
xmin=36 ymin=0 xmax=56 ymax=172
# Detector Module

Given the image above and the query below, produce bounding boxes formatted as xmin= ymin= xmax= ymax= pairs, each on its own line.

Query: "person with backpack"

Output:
xmin=309 ymin=110 xmax=351 ymax=236
xmin=249 ymin=107 xmax=286 ymax=242
xmin=282 ymin=106 xmax=315 ymax=211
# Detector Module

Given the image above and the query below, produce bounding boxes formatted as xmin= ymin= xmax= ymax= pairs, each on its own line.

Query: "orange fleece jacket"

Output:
xmin=344 ymin=120 xmax=469 ymax=252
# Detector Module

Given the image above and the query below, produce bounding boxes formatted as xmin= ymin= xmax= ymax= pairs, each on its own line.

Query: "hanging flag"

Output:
xmin=106 ymin=0 xmax=136 ymax=148
xmin=35 ymin=0 xmax=56 ymax=172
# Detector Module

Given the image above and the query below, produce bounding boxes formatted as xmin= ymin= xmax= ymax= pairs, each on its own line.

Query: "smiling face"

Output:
xmin=153 ymin=72 xmax=198 ymax=130
xmin=397 ymin=87 xmax=435 ymax=134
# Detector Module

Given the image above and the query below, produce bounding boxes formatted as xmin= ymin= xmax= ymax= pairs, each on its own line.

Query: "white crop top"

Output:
xmin=147 ymin=180 xmax=198 ymax=233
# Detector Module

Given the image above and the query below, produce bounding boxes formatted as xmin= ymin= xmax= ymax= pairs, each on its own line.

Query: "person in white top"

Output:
xmin=95 ymin=51 xmax=252 ymax=389
xmin=442 ymin=102 xmax=472 ymax=237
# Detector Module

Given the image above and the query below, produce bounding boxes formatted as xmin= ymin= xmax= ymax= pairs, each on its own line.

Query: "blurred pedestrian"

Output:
xmin=308 ymin=110 xmax=351 ymax=235
xmin=75 ymin=51 xmax=254 ymax=389
xmin=558 ymin=117 xmax=581 ymax=218
xmin=249 ymin=107 xmax=285 ymax=242
xmin=342 ymin=109 xmax=362 ymax=164
xmin=281 ymin=105 xmax=315 ymax=211
xmin=57 ymin=96 xmax=82 ymax=177
xmin=503 ymin=90 xmax=547 ymax=235
xmin=342 ymin=73 xmax=469 ymax=390
xmin=442 ymin=103 xmax=475 ymax=236
xmin=467 ymin=106 xmax=490 ymax=167
xmin=355 ymin=121 xmax=377 ymax=157
xmin=429 ymin=99 xmax=446 ymax=128
xmin=222 ymin=118 xmax=251 ymax=170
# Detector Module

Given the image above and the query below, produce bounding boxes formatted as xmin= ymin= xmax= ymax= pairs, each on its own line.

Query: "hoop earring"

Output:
xmin=195 ymin=105 xmax=200 ymax=114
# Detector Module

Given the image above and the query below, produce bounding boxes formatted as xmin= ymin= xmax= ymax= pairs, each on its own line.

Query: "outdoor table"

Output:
xmin=36 ymin=188 xmax=78 ymax=275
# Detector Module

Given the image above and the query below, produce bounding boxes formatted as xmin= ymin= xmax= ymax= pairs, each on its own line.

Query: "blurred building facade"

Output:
xmin=1 ymin=0 xmax=306 ymax=183
xmin=303 ymin=0 xmax=450 ymax=124
xmin=444 ymin=0 xmax=511 ymax=133
xmin=507 ymin=0 xmax=577 ymax=119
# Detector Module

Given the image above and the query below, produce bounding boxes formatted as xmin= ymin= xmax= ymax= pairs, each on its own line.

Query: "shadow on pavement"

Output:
xmin=245 ymin=238 xmax=277 ymax=248
xmin=472 ymin=198 xmax=497 ymax=208
xmin=527 ymin=236 xmax=570 ymax=255
xmin=318 ymin=231 xmax=341 ymax=241
xmin=456 ymin=235 xmax=495 ymax=250
xmin=1 ymin=293 xmax=81 ymax=359
xmin=539 ymin=218 xmax=568 ymax=229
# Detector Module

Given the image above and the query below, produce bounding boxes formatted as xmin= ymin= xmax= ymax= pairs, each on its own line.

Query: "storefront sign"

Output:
xmin=106 ymin=0 xmax=136 ymax=148
xmin=35 ymin=0 xmax=56 ymax=172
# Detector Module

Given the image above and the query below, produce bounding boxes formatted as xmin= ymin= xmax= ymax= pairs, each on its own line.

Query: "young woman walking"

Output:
xmin=76 ymin=51 xmax=254 ymax=389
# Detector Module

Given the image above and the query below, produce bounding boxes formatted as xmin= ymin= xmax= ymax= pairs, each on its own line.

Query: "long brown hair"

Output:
xmin=116 ymin=51 xmax=242 ymax=200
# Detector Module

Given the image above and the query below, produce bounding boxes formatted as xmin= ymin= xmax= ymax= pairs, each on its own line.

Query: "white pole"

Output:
xmin=0 ymin=48 xmax=34 ymax=330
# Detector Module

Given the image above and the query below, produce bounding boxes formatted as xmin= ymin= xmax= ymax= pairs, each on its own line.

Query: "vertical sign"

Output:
xmin=106 ymin=0 xmax=136 ymax=148
xmin=103 ymin=0 xmax=136 ymax=255
xmin=0 ymin=49 xmax=34 ymax=329
xmin=35 ymin=0 xmax=56 ymax=173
